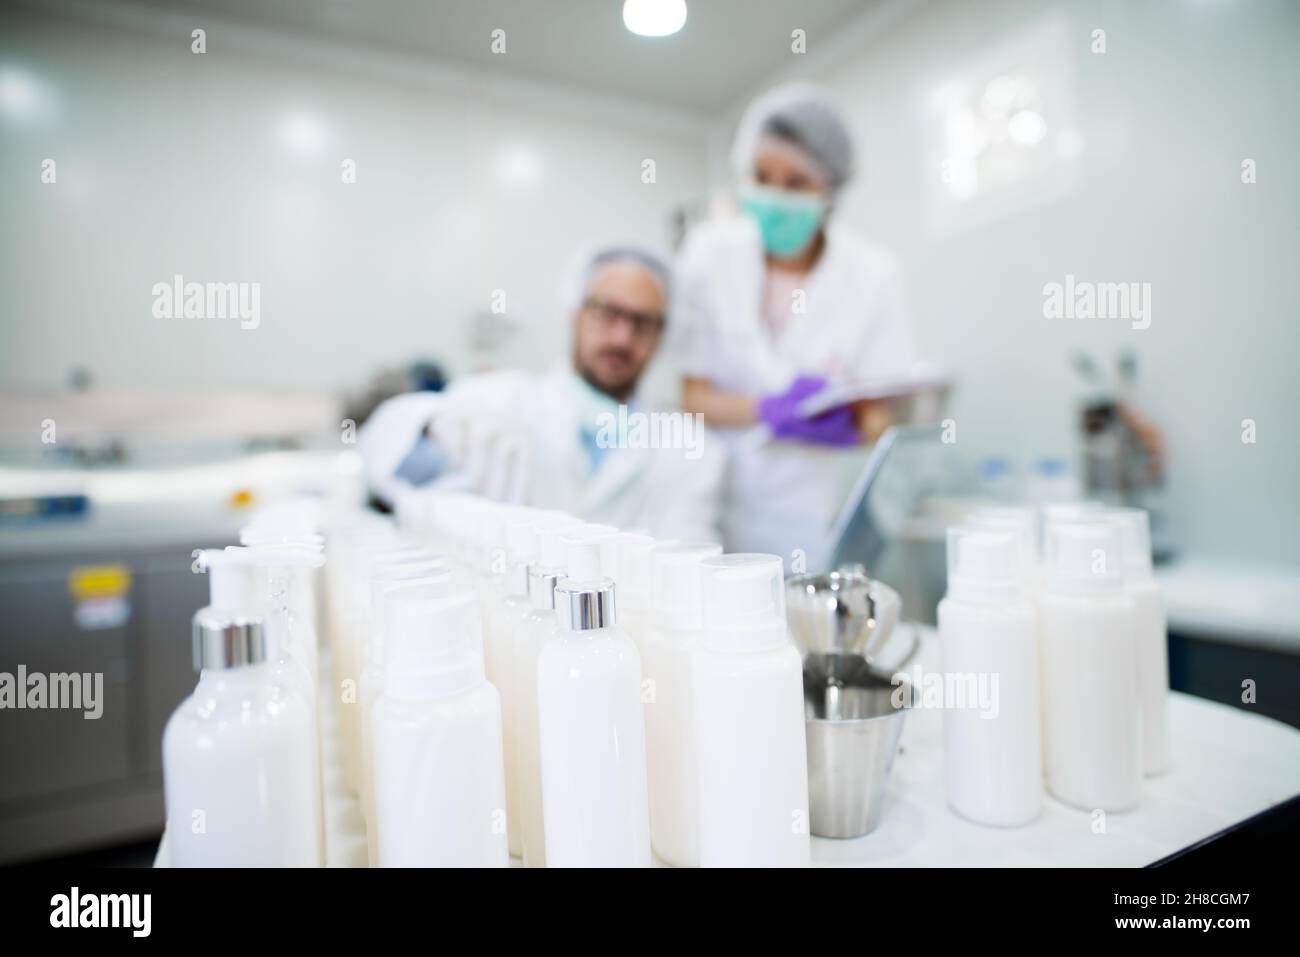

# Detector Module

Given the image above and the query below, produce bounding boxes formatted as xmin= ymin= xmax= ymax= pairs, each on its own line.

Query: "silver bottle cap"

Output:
xmin=528 ymin=566 xmax=562 ymax=610
xmin=192 ymin=609 xmax=267 ymax=671
xmin=555 ymin=579 xmax=617 ymax=631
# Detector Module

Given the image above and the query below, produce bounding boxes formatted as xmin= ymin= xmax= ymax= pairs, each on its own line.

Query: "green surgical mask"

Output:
xmin=740 ymin=185 xmax=827 ymax=258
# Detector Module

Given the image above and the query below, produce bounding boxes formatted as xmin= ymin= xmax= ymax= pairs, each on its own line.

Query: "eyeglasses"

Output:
xmin=582 ymin=296 xmax=665 ymax=339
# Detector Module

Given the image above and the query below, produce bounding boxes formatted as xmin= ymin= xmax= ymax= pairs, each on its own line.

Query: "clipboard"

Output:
xmin=796 ymin=368 xmax=951 ymax=418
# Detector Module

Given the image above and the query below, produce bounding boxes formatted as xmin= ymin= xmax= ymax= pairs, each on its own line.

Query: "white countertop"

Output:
xmin=158 ymin=626 xmax=1300 ymax=868
xmin=1157 ymin=557 xmax=1300 ymax=654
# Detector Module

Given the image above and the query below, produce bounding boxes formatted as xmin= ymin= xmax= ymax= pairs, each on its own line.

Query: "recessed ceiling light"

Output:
xmin=623 ymin=0 xmax=687 ymax=38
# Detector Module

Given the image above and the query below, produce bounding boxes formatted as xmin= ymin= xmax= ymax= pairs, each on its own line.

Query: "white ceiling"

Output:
xmin=123 ymin=0 xmax=874 ymax=112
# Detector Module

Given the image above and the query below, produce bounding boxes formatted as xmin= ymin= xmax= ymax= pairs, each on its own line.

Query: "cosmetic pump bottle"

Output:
xmin=693 ymin=554 xmax=810 ymax=867
xmin=1106 ymin=507 xmax=1169 ymax=776
xmin=537 ymin=536 xmax=651 ymax=867
xmin=513 ymin=516 xmax=581 ymax=867
xmin=163 ymin=608 xmax=321 ymax=867
xmin=487 ymin=517 xmax=544 ymax=858
xmin=338 ymin=542 xmax=437 ymax=794
xmin=938 ymin=526 xmax=1043 ymax=827
xmin=617 ymin=536 xmax=677 ymax=653
xmin=641 ymin=541 xmax=722 ymax=866
xmin=359 ymin=559 xmax=453 ymax=866
xmin=371 ymin=582 xmax=508 ymax=867
xmin=598 ymin=531 xmax=653 ymax=639
xmin=1039 ymin=520 xmax=1141 ymax=811
xmin=967 ymin=506 xmax=1041 ymax=588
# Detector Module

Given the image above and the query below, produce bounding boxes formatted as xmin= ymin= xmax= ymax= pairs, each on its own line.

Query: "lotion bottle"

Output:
xmin=371 ymin=582 xmax=509 ymax=867
xmin=1106 ymin=507 xmax=1169 ymax=776
xmin=1039 ymin=520 xmax=1141 ymax=811
xmin=488 ymin=517 xmax=543 ymax=858
xmin=536 ymin=537 xmax=651 ymax=867
xmin=360 ymin=558 xmax=452 ymax=866
xmin=938 ymin=526 xmax=1043 ymax=827
xmin=641 ymin=541 xmax=721 ymax=867
xmin=513 ymin=516 xmax=580 ymax=867
xmin=163 ymin=608 xmax=321 ymax=866
xmin=693 ymin=554 xmax=810 ymax=867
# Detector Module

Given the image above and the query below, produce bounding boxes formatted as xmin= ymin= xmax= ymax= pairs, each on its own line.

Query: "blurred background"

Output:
xmin=1 ymin=0 xmax=1297 ymax=863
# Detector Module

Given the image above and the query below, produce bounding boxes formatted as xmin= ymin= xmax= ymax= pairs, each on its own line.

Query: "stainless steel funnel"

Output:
xmin=804 ymin=656 xmax=912 ymax=838
xmin=785 ymin=569 xmax=901 ymax=665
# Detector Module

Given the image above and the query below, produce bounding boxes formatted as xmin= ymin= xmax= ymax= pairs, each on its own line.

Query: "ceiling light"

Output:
xmin=623 ymin=0 xmax=687 ymax=38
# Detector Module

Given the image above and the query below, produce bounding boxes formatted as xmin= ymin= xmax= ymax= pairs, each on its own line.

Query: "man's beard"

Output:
xmin=576 ymin=348 xmax=638 ymax=402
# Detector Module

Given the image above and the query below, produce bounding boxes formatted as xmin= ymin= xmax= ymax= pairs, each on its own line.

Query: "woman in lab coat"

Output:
xmin=676 ymin=82 xmax=916 ymax=566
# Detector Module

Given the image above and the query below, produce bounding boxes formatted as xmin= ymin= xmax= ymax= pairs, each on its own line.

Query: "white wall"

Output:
xmin=0 ymin=3 xmax=708 ymax=395
xmin=710 ymin=0 xmax=1300 ymax=565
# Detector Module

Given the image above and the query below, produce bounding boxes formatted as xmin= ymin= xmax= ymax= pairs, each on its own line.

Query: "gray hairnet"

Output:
xmin=731 ymin=82 xmax=855 ymax=192
xmin=565 ymin=245 xmax=672 ymax=318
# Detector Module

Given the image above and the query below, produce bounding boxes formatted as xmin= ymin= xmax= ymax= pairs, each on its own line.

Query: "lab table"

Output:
xmin=156 ymin=627 xmax=1300 ymax=868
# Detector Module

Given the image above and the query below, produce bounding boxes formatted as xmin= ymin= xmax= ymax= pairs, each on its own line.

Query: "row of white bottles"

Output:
xmin=940 ymin=502 xmax=1167 ymax=824
xmin=328 ymin=491 xmax=812 ymax=867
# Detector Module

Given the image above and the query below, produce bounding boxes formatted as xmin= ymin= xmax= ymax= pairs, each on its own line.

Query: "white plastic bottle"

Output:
xmin=513 ymin=517 xmax=580 ymax=867
xmin=1039 ymin=520 xmax=1141 ymax=810
xmin=617 ymin=536 xmax=677 ymax=653
xmin=371 ymin=582 xmax=509 ymax=867
xmin=488 ymin=518 xmax=542 ymax=858
xmin=938 ymin=526 xmax=1043 ymax=827
xmin=163 ymin=609 xmax=321 ymax=866
xmin=693 ymin=554 xmax=810 ymax=867
xmin=641 ymin=541 xmax=722 ymax=867
xmin=1106 ymin=507 xmax=1169 ymax=776
xmin=599 ymin=532 xmax=653 ymax=642
xmin=537 ymin=538 xmax=651 ymax=867
xmin=339 ymin=542 xmax=433 ymax=793
xmin=360 ymin=559 xmax=452 ymax=866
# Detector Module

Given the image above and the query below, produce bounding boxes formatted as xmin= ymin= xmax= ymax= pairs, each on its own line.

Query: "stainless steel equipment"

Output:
xmin=786 ymin=568 xmax=916 ymax=838
xmin=804 ymin=656 xmax=912 ymax=839
xmin=786 ymin=569 xmax=901 ymax=666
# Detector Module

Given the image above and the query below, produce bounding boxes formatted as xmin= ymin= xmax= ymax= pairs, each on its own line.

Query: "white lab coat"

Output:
xmin=359 ymin=364 xmax=725 ymax=544
xmin=674 ymin=216 xmax=916 ymax=566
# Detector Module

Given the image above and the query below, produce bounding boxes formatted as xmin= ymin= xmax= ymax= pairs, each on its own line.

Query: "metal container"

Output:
xmin=786 ymin=569 xmax=902 ymax=665
xmin=803 ymin=655 xmax=912 ymax=839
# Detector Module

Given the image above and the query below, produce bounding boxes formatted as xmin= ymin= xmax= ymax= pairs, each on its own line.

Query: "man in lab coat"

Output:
xmin=359 ymin=247 xmax=724 ymax=543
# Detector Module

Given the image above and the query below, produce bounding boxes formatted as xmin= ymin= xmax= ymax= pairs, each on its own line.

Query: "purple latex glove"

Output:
xmin=757 ymin=375 xmax=860 ymax=447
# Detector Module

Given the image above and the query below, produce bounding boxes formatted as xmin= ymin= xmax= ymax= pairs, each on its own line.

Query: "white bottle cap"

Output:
xmin=701 ymin=553 xmax=788 ymax=650
xmin=536 ymin=521 xmax=583 ymax=572
xmin=246 ymin=541 xmax=326 ymax=569
xmin=383 ymin=582 xmax=483 ymax=697
xmin=1104 ymin=507 xmax=1154 ymax=580
xmin=201 ymin=547 xmax=260 ymax=612
xmin=370 ymin=563 xmax=454 ymax=665
xmin=621 ymin=537 xmax=680 ymax=601
xmin=530 ymin=517 xmax=583 ymax=609
xmin=651 ymin=542 xmax=724 ymax=631
xmin=1039 ymin=500 xmax=1103 ymax=553
xmin=562 ymin=524 xmax=621 ymax=581
xmin=946 ymin=526 xmax=1025 ymax=604
xmin=967 ymin=505 xmax=1039 ymax=571
xmin=1043 ymin=520 xmax=1124 ymax=593
xmin=370 ymin=559 xmax=453 ymax=622
xmin=599 ymin=532 xmax=653 ymax=588
xmin=240 ymin=526 xmax=326 ymax=548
